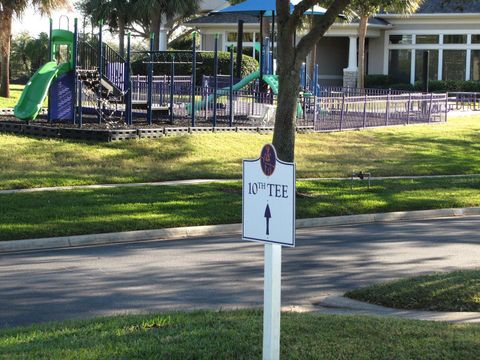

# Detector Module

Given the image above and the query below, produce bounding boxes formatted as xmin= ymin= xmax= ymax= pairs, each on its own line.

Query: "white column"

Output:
xmin=411 ymin=49 xmax=416 ymax=85
xmin=347 ymin=36 xmax=358 ymax=70
xmin=438 ymin=35 xmax=444 ymax=80
xmin=466 ymin=34 xmax=472 ymax=80
xmin=158 ymin=14 xmax=168 ymax=51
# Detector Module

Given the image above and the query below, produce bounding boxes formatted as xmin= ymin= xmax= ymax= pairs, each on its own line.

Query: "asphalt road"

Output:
xmin=1 ymin=216 xmax=480 ymax=328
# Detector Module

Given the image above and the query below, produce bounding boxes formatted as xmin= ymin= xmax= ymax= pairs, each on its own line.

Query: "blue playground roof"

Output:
xmin=216 ymin=0 xmax=327 ymax=16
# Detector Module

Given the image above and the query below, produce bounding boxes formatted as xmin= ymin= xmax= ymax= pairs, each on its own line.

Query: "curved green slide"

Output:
xmin=188 ymin=71 xmax=303 ymax=116
xmin=188 ymin=70 xmax=260 ymax=112
xmin=14 ymin=61 xmax=69 ymax=121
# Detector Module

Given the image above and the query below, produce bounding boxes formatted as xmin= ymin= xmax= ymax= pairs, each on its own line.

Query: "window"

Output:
xmin=471 ymin=50 xmax=480 ymax=81
xmin=472 ymin=35 xmax=480 ymax=44
xmin=416 ymin=35 xmax=439 ymax=44
xmin=443 ymin=50 xmax=466 ymax=81
xmin=389 ymin=35 xmax=412 ymax=45
xmin=226 ymin=32 xmax=255 ymax=42
xmin=415 ymin=50 xmax=438 ymax=81
xmin=388 ymin=49 xmax=411 ymax=83
xmin=443 ymin=35 xmax=467 ymax=44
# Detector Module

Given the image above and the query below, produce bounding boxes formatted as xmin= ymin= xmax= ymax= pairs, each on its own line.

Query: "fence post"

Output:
xmin=77 ymin=80 xmax=83 ymax=128
xmin=97 ymin=20 xmax=104 ymax=124
xmin=170 ymin=56 xmax=175 ymax=124
xmin=229 ymin=46 xmax=234 ymax=127
xmin=191 ymin=32 xmax=197 ymax=127
xmin=445 ymin=93 xmax=448 ymax=122
xmin=428 ymin=93 xmax=433 ymax=123
xmin=125 ymin=32 xmax=132 ymax=125
xmin=213 ymin=34 xmax=218 ymax=127
xmin=339 ymin=93 xmax=345 ymax=131
xmin=362 ymin=94 xmax=367 ymax=128
xmin=147 ymin=33 xmax=154 ymax=125
xmin=385 ymin=93 xmax=390 ymax=126
xmin=406 ymin=93 xmax=411 ymax=125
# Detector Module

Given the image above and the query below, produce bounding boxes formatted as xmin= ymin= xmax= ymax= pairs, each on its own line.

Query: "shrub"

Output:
xmin=365 ymin=74 xmax=390 ymax=89
xmin=131 ymin=52 xmax=258 ymax=84
xmin=389 ymin=83 xmax=415 ymax=91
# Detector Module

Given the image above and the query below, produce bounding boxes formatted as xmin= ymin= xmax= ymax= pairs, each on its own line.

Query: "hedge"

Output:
xmin=131 ymin=52 xmax=259 ymax=84
xmin=365 ymin=74 xmax=480 ymax=93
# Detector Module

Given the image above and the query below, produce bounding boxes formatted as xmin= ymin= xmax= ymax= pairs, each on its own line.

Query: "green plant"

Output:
xmin=364 ymin=74 xmax=391 ymax=89
xmin=131 ymin=52 xmax=258 ymax=83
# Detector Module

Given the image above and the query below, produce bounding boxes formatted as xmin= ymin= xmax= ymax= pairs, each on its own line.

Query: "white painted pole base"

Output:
xmin=263 ymin=243 xmax=282 ymax=360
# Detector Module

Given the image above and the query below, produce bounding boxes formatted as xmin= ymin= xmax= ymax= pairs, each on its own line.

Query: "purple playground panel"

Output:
xmin=49 ymin=71 xmax=75 ymax=122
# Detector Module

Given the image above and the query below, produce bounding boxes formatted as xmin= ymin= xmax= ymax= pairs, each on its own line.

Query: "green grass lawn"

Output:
xmin=0 ymin=84 xmax=24 ymax=108
xmin=1 ymin=177 xmax=480 ymax=241
xmin=346 ymin=270 xmax=480 ymax=312
xmin=0 ymin=116 xmax=480 ymax=190
xmin=1 ymin=310 xmax=479 ymax=359
xmin=0 ymin=84 xmax=47 ymax=109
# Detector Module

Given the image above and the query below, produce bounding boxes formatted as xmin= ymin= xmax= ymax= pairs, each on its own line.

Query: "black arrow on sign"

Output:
xmin=264 ymin=204 xmax=271 ymax=235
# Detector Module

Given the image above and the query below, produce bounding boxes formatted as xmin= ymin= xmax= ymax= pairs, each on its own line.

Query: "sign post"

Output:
xmin=243 ymin=144 xmax=296 ymax=360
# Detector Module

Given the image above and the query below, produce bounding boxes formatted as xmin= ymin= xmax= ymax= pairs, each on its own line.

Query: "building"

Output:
xmin=186 ymin=0 xmax=480 ymax=87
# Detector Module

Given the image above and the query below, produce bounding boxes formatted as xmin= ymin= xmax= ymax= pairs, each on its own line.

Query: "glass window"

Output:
xmin=471 ymin=50 xmax=480 ymax=81
xmin=226 ymin=32 xmax=254 ymax=42
xmin=389 ymin=35 xmax=413 ymax=45
xmin=443 ymin=35 xmax=467 ymax=44
xmin=416 ymin=35 xmax=439 ymax=44
xmin=388 ymin=49 xmax=411 ymax=83
xmin=415 ymin=50 xmax=438 ymax=82
xmin=472 ymin=35 xmax=480 ymax=44
xmin=442 ymin=50 xmax=466 ymax=81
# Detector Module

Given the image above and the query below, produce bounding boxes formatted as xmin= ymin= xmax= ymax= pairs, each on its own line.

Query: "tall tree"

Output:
xmin=77 ymin=0 xmax=137 ymax=57
xmin=353 ymin=0 xmax=423 ymax=88
xmin=0 ymin=0 xmax=68 ymax=97
xmin=136 ymin=0 xmax=199 ymax=50
xmin=273 ymin=0 xmax=351 ymax=162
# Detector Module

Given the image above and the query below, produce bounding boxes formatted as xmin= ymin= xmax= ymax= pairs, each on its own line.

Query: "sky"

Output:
xmin=12 ymin=6 xmax=84 ymax=36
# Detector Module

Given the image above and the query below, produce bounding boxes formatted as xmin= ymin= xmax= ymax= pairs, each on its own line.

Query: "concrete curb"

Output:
xmin=1 ymin=207 xmax=480 ymax=254
xmin=313 ymin=295 xmax=480 ymax=323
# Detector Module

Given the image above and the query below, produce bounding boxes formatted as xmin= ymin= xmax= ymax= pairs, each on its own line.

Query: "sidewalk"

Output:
xmin=1 ymin=173 xmax=479 ymax=195
xmin=309 ymin=294 xmax=480 ymax=323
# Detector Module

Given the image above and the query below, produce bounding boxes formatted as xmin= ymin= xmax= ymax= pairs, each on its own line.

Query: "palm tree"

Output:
xmin=0 ymin=0 xmax=68 ymax=97
xmin=136 ymin=0 xmax=199 ymax=51
xmin=77 ymin=0 xmax=137 ymax=57
xmin=353 ymin=0 xmax=423 ymax=88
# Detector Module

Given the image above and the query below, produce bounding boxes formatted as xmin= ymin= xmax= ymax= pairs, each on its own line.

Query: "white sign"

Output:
xmin=242 ymin=144 xmax=296 ymax=247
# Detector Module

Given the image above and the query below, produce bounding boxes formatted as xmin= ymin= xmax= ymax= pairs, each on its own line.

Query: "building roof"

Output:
xmin=186 ymin=12 xmax=261 ymax=25
xmin=416 ymin=0 xmax=480 ymax=14
xmin=187 ymin=12 xmax=390 ymax=26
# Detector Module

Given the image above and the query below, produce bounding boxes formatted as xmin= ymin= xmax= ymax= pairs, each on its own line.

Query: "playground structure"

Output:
xmin=13 ymin=17 xmax=287 ymax=128
xmin=12 ymin=17 xmax=448 ymax=132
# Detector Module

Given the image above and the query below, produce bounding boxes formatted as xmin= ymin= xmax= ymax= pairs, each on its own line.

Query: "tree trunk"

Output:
xmin=0 ymin=7 xmax=13 ymax=98
xmin=357 ymin=15 xmax=368 ymax=89
xmin=150 ymin=12 xmax=161 ymax=51
xmin=118 ymin=17 xmax=125 ymax=58
xmin=273 ymin=22 xmax=300 ymax=163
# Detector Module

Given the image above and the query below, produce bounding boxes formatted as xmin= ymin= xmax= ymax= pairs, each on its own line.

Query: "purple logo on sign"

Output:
xmin=261 ymin=144 xmax=276 ymax=176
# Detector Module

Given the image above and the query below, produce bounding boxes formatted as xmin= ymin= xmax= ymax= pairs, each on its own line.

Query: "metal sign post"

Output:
xmin=243 ymin=144 xmax=296 ymax=360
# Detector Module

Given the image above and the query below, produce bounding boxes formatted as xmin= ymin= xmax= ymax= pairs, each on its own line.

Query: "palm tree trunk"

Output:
xmin=150 ymin=12 xmax=161 ymax=51
xmin=357 ymin=14 xmax=368 ymax=89
xmin=118 ymin=17 xmax=125 ymax=58
xmin=0 ymin=7 xmax=13 ymax=98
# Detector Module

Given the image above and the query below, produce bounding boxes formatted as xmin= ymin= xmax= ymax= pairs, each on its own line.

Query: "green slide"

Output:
xmin=263 ymin=74 xmax=303 ymax=117
xmin=14 ymin=61 xmax=67 ymax=121
xmin=188 ymin=71 xmax=303 ymax=117
xmin=188 ymin=71 xmax=261 ymax=112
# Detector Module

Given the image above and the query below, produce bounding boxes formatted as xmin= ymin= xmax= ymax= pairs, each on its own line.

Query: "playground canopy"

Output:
xmin=216 ymin=0 xmax=327 ymax=15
